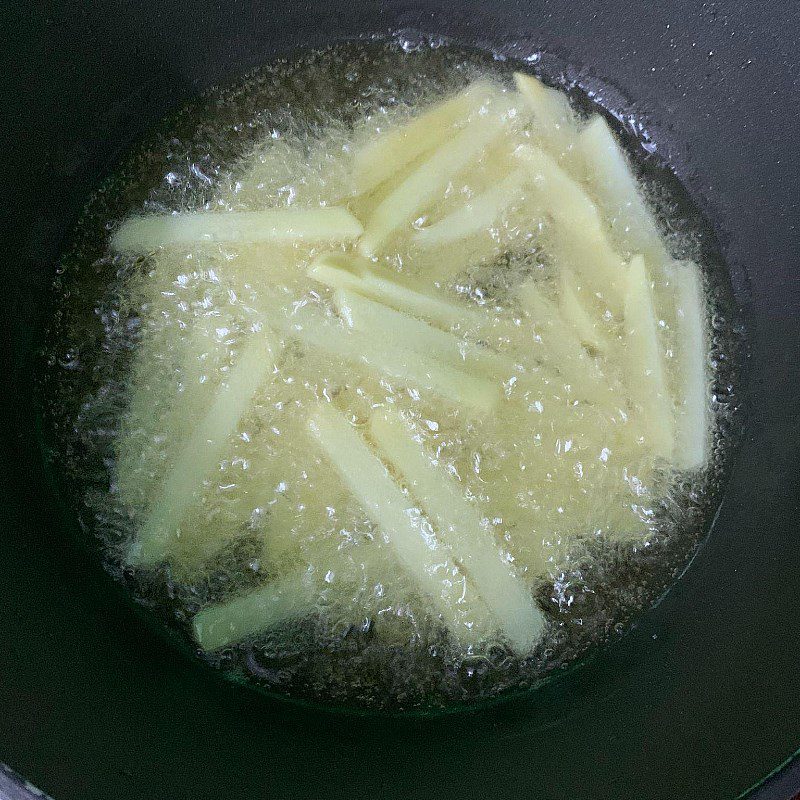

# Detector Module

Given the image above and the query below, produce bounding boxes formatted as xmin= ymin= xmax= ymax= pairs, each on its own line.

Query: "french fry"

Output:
xmin=577 ymin=115 xmax=669 ymax=268
xmin=414 ymin=170 xmax=529 ymax=246
xmin=112 ymin=208 xmax=364 ymax=253
xmin=307 ymin=252 xmax=369 ymax=291
xmin=281 ymin=304 xmax=500 ymax=412
xmin=623 ymin=255 xmax=675 ymax=460
xmin=515 ymin=144 xmax=626 ymax=316
xmin=517 ymin=280 xmax=619 ymax=410
xmin=333 ymin=287 xmax=475 ymax=360
xmin=309 ymin=253 xmax=533 ymax=355
xmin=370 ymin=411 xmax=545 ymax=653
xmin=358 ymin=103 xmax=512 ymax=257
xmin=308 ymin=403 xmax=491 ymax=645
xmin=515 ymin=143 xmax=617 ymax=240
xmin=127 ymin=328 xmax=280 ymax=566
xmin=514 ymin=72 xmax=579 ymax=157
xmin=558 ymin=268 xmax=613 ymax=353
xmin=353 ymin=80 xmax=500 ymax=195
xmin=667 ymin=260 xmax=709 ymax=470
xmin=309 ymin=253 xmax=490 ymax=331
xmin=193 ymin=566 xmax=318 ymax=650
xmin=311 ymin=257 xmax=552 ymax=393
xmin=332 ymin=287 xmax=527 ymax=388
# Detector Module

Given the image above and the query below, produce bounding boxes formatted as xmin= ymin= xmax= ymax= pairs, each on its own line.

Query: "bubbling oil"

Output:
xmin=39 ymin=39 xmax=741 ymax=712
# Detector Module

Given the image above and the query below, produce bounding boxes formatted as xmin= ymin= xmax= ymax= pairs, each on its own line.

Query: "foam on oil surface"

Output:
xmin=39 ymin=39 xmax=741 ymax=712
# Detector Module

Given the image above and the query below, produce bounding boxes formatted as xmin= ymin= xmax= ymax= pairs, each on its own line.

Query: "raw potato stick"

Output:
xmin=578 ymin=115 xmax=670 ymax=269
xmin=309 ymin=253 xmax=491 ymax=332
xmin=358 ymin=103 xmax=512 ymax=257
xmin=193 ymin=566 xmax=318 ymax=651
xmin=112 ymin=208 xmax=364 ymax=252
xmin=332 ymin=287 xmax=485 ymax=366
xmin=517 ymin=280 xmax=619 ymax=410
xmin=280 ymin=305 xmax=500 ymax=412
xmin=307 ymin=253 xmax=371 ymax=293
xmin=623 ymin=255 xmax=675 ymax=460
xmin=414 ymin=170 xmax=529 ymax=246
xmin=332 ymin=287 xmax=527 ymax=387
xmin=353 ymin=79 xmax=499 ymax=195
xmin=309 ymin=253 xmax=531 ymax=355
xmin=558 ymin=268 xmax=613 ymax=353
xmin=127 ymin=329 xmax=280 ymax=566
xmin=370 ymin=411 xmax=545 ymax=653
xmin=308 ymin=403 xmax=489 ymax=645
xmin=123 ymin=311 xmax=228 ymax=493
xmin=514 ymin=72 xmax=579 ymax=157
xmin=667 ymin=260 xmax=709 ymax=470
xmin=515 ymin=144 xmax=627 ymax=316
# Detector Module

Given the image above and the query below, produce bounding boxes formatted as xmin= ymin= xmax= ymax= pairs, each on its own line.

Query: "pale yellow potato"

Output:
xmin=116 ymin=308 xmax=229 ymax=511
xmin=275 ymin=302 xmax=500 ymax=412
xmin=353 ymin=79 xmax=500 ymax=195
xmin=112 ymin=208 xmax=364 ymax=253
xmin=309 ymin=253 xmax=542 ymax=369
xmin=577 ymin=115 xmax=669 ymax=269
xmin=309 ymin=253 xmax=500 ymax=333
xmin=370 ymin=411 xmax=545 ymax=653
xmin=514 ymin=72 xmax=579 ymax=157
xmin=665 ymin=260 xmax=709 ymax=470
xmin=622 ymin=255 xmax=675 ymax=460
xmin=358 ymin=99 xmax=513 ymax=257
xmin=127 ymin=328 xmax=281 ymax=566
xmin=558 ymin=268 xmax=614 ymax=354
xmin=414 ymin=169 xmax=529 ymax=246
xmin=193 ymin=565 xmax=319 ymax=650
xmin=332 ymin=287 xmax=531 ymax=390
xmin=308 ymin=403 xmax=492 ymax=646
xmin=515 ymin=144 xmax=627 ymax=316
xmin=517 ymin=280 xmax=620 ymax=410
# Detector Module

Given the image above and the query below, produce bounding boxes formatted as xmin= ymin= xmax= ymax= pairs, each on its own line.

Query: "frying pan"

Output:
xmin=2 ymin=2 xmax=799 ymax=799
